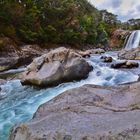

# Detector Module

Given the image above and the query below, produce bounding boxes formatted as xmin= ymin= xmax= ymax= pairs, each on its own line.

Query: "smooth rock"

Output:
xmin=0 ymin=68 xmax=26 ymax=80
xmin=21 ymin=47 xmax=93 ymax=87
xmin=111 ymin=61 xmax=139 ymax=69
xmin=118 ymin=47 xmax=140 ymax=60
xmin=10 ymin=82 xmax=140 ymax=140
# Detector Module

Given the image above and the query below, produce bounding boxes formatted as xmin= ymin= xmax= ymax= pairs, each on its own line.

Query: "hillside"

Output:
xmin=0 ymin=0 xmax=117 ymax=46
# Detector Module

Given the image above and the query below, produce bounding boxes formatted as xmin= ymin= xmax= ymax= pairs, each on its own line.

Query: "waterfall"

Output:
xmin=125 ymin=30 xmax=140 ymax=49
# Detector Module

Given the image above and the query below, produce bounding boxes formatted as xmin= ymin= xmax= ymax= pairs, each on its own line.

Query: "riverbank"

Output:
xmin=0 ymin=30 xmax=127 ymax=73
xmin=10 ymin=81 xmax=140 ymax=140
xmin=0 ymin=49 xmax=140 ymax=140
xmin=1 ymin=0 xmax=140 ymax=139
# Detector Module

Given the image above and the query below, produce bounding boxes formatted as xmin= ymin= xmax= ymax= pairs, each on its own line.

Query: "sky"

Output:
xmin=88 ymin=0 xmax=140 ymax=22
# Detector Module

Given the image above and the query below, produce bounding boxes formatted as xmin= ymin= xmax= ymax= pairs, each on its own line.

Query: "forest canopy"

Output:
xmin=0 ymin=0 xmax=139 ymax=45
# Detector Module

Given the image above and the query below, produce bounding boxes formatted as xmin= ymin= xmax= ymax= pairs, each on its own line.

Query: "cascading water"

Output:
xmin=0 ymin=52 xmax=139 ymax=140
xmin=125 ymin=30 xmax=140 ymax=49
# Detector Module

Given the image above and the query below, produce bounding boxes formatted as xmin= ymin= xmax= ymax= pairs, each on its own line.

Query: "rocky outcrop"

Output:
xmin=111 ymin=60 xmax=139 ymax=69
xmin=0 ymin=36 xmax=104 ymax=72
xmin=0 ymin=37 xmax=20 ymax=72
xmin=0 ymin=68 xmax=26 ymax=80
xmin=10 ymin=82 xmax=140 ymax=140
xmin=118 ymin=47 xmax=140 ymax=60
xmin=21 ymin=47 xmax=93 ymax=87
xmin=17 ymin=45 xmax=46 ymax=67
xmin=0 ymin=37 xmax=44 ymax=72
xmin=109 ymin=29 xmax=131 ymax=49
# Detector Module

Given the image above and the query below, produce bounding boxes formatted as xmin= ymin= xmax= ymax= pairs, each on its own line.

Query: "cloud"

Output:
xmin=111 ymin=0 xmax=122 ymax=8
xmin=88 ymin=0 xmax=140 ymax=21
xmin=137 ymin=5 xmax=140 ymax=11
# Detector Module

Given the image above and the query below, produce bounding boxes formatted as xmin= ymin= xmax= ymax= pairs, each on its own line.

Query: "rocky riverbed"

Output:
xmin=0 ymin=47 xmax=140 ymax=140
xmin=10 ymin=82 xmax=140 ymax=140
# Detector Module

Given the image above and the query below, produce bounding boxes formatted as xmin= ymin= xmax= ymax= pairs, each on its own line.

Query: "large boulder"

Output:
xmin=118 ymin=47 xmax=140 ymax=60
xmin=21 ymin=47 xmax=93 ymax=87
xmin=10 ymin=82 xmax=140 ymax=140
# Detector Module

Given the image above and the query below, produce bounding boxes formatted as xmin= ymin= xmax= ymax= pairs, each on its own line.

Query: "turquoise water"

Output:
xmin=0 ymin=55 xmax=139 ymax=140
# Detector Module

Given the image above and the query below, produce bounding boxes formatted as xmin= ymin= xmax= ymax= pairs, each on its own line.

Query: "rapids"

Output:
xmin=0 ymin=52 xmax=139 ymax=140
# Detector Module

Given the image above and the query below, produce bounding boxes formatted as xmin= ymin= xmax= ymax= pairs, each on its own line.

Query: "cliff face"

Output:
xmin=109 ymin=29 xmax=131 ymax=49
xmin=10 ymin=82 xmax=140 ymax=140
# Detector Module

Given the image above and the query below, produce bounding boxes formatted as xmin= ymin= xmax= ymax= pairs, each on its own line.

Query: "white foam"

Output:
xmin=0 ymin=54 xmax=139 ymax=140
xmin=125 ymin=30 xmax=140 ymax=49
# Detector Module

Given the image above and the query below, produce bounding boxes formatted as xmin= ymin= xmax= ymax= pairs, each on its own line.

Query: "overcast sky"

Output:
xmin=88 ymin=0 xmax=140 ymax=22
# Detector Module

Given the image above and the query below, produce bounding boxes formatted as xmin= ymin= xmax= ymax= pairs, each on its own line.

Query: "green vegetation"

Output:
xmin=122 ymin=19 xmax=140 ymax=30
xmin=0 ymin=0 xmax=138 ymax=47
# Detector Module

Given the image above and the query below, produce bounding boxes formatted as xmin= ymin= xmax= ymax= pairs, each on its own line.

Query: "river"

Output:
xmin=0 ymin=51 xmax=139 ymax=140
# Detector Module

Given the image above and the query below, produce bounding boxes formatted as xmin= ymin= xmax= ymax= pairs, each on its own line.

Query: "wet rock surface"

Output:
xmin=118 ymin=47 xmax=140 ymax=60
xmin=100 ymin=56 xmax=113 ymax=63
xmin=111 ymin=60 xmax=139 ymax=69
xmin=21 ymin=47 xmax=93 ymax=87
xmin=10 ymin=82 xmax=140 ymax=140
